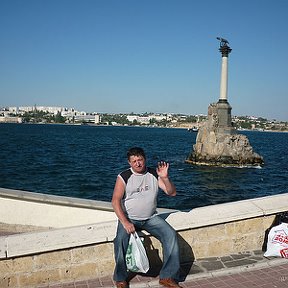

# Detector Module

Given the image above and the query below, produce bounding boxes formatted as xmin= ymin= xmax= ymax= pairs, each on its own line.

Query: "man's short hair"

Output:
xmin=127 ymin=147 xmax=146 ymax=160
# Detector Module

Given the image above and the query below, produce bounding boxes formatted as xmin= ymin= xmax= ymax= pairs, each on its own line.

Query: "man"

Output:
xmin=112 ymin=147 xmax=182 ymax=288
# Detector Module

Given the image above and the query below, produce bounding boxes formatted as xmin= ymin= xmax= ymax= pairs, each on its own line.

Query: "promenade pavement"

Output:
xmin=39 ymin=250 xmax=288 ymax=288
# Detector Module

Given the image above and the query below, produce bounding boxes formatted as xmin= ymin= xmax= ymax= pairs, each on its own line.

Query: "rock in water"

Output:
xmin=186 ymin=103 xmax=264 ymax=166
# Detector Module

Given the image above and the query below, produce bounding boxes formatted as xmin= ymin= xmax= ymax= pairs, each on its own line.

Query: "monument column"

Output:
xmin=215 ymin=38 xmax=233 ymax=132
xmin=217 ymin=37 xmax=232 ymax=102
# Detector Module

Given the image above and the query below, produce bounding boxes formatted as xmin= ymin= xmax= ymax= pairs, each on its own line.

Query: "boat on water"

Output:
xmin=188 ymin=127 xmax=198 ymax=132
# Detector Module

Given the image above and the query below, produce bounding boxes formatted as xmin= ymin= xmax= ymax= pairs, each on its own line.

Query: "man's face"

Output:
xmin=128 ymin=155 xmax=146 ymax=174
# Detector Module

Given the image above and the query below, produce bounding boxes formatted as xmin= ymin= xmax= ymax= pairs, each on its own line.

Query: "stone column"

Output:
xmin=216 ymin=38 xmax=233 ymax=133
xmin=218 ymin=38 xmax=232 ymax=103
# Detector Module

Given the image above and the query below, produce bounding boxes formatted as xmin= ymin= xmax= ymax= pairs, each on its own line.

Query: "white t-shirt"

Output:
xmin=119 ymin=167 xmax=159 ymax=220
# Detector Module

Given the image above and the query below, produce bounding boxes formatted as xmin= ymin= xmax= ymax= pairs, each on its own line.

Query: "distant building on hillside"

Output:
xmin=0 ymin=116 xmax=22 ymax=123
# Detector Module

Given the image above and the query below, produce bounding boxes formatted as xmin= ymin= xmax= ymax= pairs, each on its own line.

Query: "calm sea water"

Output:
xmin=0 ymin=123 xmax=287 ymax=211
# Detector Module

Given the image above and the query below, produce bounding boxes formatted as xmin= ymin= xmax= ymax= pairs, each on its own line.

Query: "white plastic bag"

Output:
xmin=264 ymin=222 xmax=288 ymax=258
xmin=125 ymin=232 xmax=150 ymax=273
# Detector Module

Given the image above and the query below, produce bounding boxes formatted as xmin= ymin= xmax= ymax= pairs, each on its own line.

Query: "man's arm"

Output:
xmin=157 ymin=161 xmax=176 ymax=196
xmin=111 ymin=176 xmax=135 ymax=234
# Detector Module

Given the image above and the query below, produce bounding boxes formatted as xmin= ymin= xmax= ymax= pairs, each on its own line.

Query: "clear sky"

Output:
xmin=0 ymin=0 xmax=287 ymax=121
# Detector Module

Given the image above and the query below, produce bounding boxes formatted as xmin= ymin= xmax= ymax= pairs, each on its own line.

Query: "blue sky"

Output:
xmin=0 ymin=0 xmax=287 ymax=121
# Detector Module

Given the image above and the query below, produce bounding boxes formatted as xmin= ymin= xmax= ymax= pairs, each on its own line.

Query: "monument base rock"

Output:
xmin=186 ymin=102 xmax=264 ymax=166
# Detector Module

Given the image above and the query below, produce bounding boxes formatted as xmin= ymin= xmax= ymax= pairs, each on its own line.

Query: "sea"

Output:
xmin=0 ymin=123 xmax=287 ymax=211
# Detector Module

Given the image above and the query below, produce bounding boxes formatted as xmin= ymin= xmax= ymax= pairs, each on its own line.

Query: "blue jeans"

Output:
xmin=113 ymin=215 xmax=180 ymax=282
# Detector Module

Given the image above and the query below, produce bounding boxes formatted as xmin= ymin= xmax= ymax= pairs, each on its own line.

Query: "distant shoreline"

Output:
xmin=1 ymin=121 xmax=287 ymax=133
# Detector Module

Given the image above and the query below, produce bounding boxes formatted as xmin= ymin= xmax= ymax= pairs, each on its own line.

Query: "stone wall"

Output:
xmin=0 ymin=243 xmax=114 ymax=287
xmin=0 ymin=215 xmax=275 ymax=288
xmin=1 ymin=192 xmax=287 ymax=287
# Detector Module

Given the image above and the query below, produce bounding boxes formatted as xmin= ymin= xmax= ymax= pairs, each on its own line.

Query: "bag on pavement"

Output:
xmin=125 ymin=232 xmax=150 ymax=273
xmin=264 ymin=222 xmax=288 ymax=258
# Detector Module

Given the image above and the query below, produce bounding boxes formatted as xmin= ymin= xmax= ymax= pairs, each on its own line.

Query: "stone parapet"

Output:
xmin=0 ymin=190 xmax=287 ymax=287
xmin=0 ymin=188 xmax=174 ymax=230
xmin=0 ymin=188 xmax=117 ymax=229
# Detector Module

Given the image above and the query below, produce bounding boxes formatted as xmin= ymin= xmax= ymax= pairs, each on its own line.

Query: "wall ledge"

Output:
xmin=0 ymin=188 xmax=175 ymax=228
xmin=0 ymin=192 xmax=287 ymax=259
xmin=0 ymin=188 xmax=113 ymax=211
xmin=167 ymin=193 xmax=288 ymax=230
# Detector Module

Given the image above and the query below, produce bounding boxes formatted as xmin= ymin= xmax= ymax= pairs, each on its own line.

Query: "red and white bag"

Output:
xmin=264 ymin=222 xmax=288 ymax=258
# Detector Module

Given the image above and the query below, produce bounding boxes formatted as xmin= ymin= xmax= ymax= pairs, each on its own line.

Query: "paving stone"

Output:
xmin=253 ymin=250 xmax=264 ymax=255
xmin=230 ymin=253 xmax=251 ymax=260
xmin=197 ymin=257 xmax=218 ymax=261
xmin=189 ymin=263 xmax=205 ymax=274
xmin=224 ymin=258 xmax=257 ymax=268
xmin=220 ymin=255 xmax=234 ymax=262
xmin=250 ymin=256 xmax=265 ymax=261
xmin=200 ymin=260 xmax=225 ymax=271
